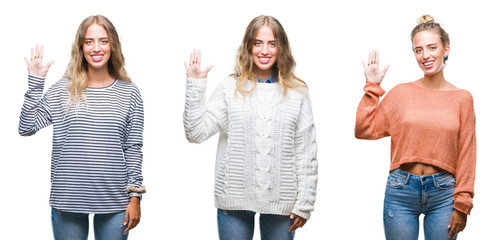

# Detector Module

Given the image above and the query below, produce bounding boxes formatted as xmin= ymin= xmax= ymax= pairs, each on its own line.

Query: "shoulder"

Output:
xmin=456 ymin=89 xmax=474 ymax=108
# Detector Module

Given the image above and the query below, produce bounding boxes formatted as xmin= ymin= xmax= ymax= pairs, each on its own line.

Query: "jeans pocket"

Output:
xmin=434 ymin=174 xmax=456 ymax=190
xmin=386 ymin=174 xmax=405 ymax=189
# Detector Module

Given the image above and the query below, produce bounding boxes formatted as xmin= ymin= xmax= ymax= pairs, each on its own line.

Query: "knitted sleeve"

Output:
xmin=183 ymin=78 xmax=228 ymax=143
xmin=123 ymin=86 xmax=144 ymax=188
xmin=292 ymin=95 xmax=318 ymax=220
xmin=18 ymin=75 xmax=53 ymax=136
xmin=355 ymin=81 xmax=390 ymax=140
xmin=452 ymin=92 xmax=476 ymax=215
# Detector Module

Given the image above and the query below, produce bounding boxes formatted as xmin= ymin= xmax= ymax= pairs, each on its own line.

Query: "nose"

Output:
xmin=93 ymin=41 xmax=101 ymax=52
xmin=423 ymin=49 xmax=430 ymax=59
xmin=261 ymin=43 xmax=269 ymax=55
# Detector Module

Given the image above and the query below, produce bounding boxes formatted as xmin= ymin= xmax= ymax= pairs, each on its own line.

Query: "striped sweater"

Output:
xmin=19 ymin=75 xmax=144 ymax=214
xmin=183 ymin=77 xmax=318 ymax=220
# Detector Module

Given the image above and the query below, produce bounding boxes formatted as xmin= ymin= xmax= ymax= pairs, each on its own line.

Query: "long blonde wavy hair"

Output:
xmin=232 ymin=15 xmax=306 ymax=97
xmin=64 ymin=15 xmax=130 ymax=105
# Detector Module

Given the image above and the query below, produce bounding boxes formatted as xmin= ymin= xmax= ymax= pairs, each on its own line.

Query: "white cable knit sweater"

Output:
xmin=183 ymin=77 xmax=317 ymax=219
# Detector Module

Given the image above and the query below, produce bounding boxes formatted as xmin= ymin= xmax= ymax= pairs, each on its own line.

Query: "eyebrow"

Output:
xmin=414 ymin=43 xmax=438 ymax=48
xmin=84 ymin=37 xmax=109 ymax=40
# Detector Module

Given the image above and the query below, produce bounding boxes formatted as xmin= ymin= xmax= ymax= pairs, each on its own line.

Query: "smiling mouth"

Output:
xmin=258 ymin=57 xmax=271 ymax=64
xmin=91 ymin=54 xmax=104 ymax=62
xmin=424 ymin=61 xmax=434 ymax=69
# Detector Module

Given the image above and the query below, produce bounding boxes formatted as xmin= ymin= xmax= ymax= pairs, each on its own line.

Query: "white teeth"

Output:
xmin=92 ymin=55 xmax=102 ymax=59
xmin=424 ymin=61 xmax=433 ymax=66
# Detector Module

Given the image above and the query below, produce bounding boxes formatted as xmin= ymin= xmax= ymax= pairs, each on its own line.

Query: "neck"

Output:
xmin=87 ymin=68 xmax=114 ymax=87
xmin=255 ymin=68 xmax=273 ymax=81
xmin=418 ymin=70 xmax=447 ymax=90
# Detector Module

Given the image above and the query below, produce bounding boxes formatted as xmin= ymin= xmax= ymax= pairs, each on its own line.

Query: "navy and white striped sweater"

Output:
xmin=19 ymin=75 xmax=144 ymax=214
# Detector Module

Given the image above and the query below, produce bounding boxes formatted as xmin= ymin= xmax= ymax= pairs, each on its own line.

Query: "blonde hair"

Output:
xmin=232 ymin=15 xmax=306 ymax=97
xmin=411 ymin=15 xmax=450 ymax=62
xmin=64 ymin=15 xmax=130 ymax=105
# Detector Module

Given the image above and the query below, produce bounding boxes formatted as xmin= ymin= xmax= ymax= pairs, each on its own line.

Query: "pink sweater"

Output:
xmin=355 ymin=81 xmax=476 ymax=215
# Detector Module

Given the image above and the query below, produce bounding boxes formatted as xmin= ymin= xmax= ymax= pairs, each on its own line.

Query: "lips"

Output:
xmin=423 ymin=60 xmax=434 ymax=70
xmin=258 ymin=56 xmax=271 ymax=64
xmin=91 ymin=54 xmax=104 ymax=62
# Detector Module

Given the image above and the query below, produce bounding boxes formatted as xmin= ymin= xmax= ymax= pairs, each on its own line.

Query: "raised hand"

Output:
xmin=362 ymin=49 xmax=389 ymax=85
xmin=184 ymin=49 xmax=213 ymax=79
xmin=24 ymin=44 xmax=54 ymax=77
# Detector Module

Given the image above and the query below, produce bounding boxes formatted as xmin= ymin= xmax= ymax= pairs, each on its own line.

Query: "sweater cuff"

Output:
xmin=364 ymin=81 xmax=385 ymax=97
xmin=186 ymin=78 xmax=208 ymax=90
xmin=291 ymin=208 xmax=311 ymax=220
xmin=453 ymin=193 xmax=473 ymax=215
xmin=28 ymin=74 xmax=46 ymax=89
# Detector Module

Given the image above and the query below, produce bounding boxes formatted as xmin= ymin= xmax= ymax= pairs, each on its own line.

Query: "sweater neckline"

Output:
xmin=408 ymin=82 xmax=463 ymax=92
xmin=87 ymin=79 xmax=118 ymax=91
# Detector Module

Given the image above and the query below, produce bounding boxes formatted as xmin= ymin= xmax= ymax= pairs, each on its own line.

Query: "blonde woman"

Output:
xmin=355 ymin=15 xmax=476 ymax=240
xmin=183 ymin=15 xmax=318 ymax=240
xmin=19 ymin=15 xmax=144 ymax=239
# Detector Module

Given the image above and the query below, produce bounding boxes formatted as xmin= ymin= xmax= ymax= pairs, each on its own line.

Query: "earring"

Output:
xmin=444 ymin=55 xmax=449 ymax=61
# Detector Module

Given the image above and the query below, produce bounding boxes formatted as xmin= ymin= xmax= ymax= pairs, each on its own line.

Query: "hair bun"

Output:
xmin=417 ymin=15 xmax=435 ymax=24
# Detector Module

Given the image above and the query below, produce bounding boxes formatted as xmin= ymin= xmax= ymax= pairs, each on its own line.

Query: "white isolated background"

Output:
xmin=1 ymin=0 xmax=492 ymax=239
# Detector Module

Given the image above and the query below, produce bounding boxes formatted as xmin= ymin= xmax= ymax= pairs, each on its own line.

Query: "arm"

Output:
xmin=355 ymin=50 xmax=390 ymax=140
xmin=354 ymin=82 xmax=390 ymax=139
xmin=19 ymin=45 xmax=54 ymax=136
xmin=123 ymin=87 xmax=144 ymax=189
xmin=122 ymin=88 xmax=144 ymax=234
xmin=291 ymin=96 xmax=318 ymax=222
xmin=183 ymin=49 xmax=227 ymax=143
xmin=448 ymin=93 xmax=476 ymax=238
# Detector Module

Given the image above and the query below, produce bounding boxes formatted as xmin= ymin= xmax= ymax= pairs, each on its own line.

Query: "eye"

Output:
xmin=254 ymin=41 xmax=262 ymax=47
xmin=269 ymin=42 xmax=276 ymax=47
xmin=85 ymin=40 xmax=93 ymax=45
xmin=101 ymin=40 xmax=109 ymax=45
xmin=430 ymin=46 xmax=437 ymax=50
xmin=415 ymin=49 xmax=422 ymax=54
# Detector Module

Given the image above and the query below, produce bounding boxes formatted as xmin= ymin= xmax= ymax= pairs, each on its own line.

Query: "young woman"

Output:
xmin=183 ymin=15 xmax=318 ymax=240
xmin=355 ymin=15 xmax=476 ymax=240
xmin=19 ymin=15 xmax=144 ymax=239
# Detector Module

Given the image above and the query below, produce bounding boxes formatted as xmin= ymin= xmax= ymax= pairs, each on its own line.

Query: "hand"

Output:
xmin=123 ymin=197 xmax=141 ymax=234
xmin=184 ymin=49 xmax=213 ymax=79
xmin=288 ymin=213 xmax=307 ymax=232
xmin=362 ymin=49 xmax=389 ymax=85
xmin=24 ymin=44 xmax=54 ymax=77
xmin=448 ymin=209 xmax=467 ymax=239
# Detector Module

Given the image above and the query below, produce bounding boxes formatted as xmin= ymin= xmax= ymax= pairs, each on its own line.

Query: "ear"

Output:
xmin=444 ymin=45 xmax=450 ymax=57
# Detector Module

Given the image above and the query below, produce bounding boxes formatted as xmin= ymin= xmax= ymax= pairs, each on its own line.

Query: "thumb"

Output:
xmin=204 ymin=65 xmax=213 ymax=75
xmin=46 ymin=61 xmax=55 ymax=70
xmin=124 ymin=210 xmax=129 ymax=225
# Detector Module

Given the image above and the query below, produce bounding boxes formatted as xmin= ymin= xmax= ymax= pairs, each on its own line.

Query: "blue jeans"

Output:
xmin=383 ymin=169 xmax=457 ymax=240
xmin=217 ymin=209 xmax=295 ymax=240
xmin=51 ymin=208 xmax=128 ymax=240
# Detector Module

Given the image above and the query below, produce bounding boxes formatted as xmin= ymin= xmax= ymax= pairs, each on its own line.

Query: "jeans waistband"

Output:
xmin=390 ymin=168 xmax=452 ymax=185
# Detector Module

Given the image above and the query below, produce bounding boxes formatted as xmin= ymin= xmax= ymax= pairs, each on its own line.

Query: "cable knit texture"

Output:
xmin=184 ymin=77 xmax=317 ymax=219
xmin=355 ymin=82 xmax=476 ymax=215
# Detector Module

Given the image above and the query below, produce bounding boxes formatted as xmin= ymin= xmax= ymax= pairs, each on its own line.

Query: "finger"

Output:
xmin=24 ymin=57 xmax=30 ymax=65
xmin=193 ymin=49 xmax=197 ymax=63
xmin=375 ymin=50 xmax=380 ymax=66
xmin=189 ymin=52 xmax=193 ymax=66
xmin=36 ymin=44 xmax=40 ymax=58
xmin=198 ymin=50 xmax=202 ymax=66
xmin=45 ymin=60 xmax=55 ymax=71
xmin=204 ymin=65 xmax=213 ymax=75
xmin=31 ymin=47 xmax=34 ymax=59
xmin=382 ymin=65 xmax=390 ymax=76
xmin=368 ymin=52 xmax=371 ymax=65
xmin=39 ymin=45 xmax=45 ymax=60
xmin=362 ymin=60 xmax=367 ymax=70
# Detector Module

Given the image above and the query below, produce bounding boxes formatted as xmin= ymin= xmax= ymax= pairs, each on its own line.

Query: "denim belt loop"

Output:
xmin=404 ymin=173 xmax=411 ymax=185
xmin=432 ymin=174 xmax=437 ymax=186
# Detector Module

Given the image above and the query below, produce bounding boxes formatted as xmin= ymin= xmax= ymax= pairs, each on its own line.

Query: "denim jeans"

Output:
xmin=217 ymin=209 xmax=295 ymax=240
xmin=383 ymin=169 xmax=457 ymax=240
xmin=51 ymin=208 xmax=128 ymax=240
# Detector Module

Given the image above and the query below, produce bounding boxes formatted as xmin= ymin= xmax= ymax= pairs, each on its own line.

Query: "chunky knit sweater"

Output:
xmin=183 ymin=77 xmax=318 ymax=219
xmin=355 ymin=81 xmax=476 ymax=214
